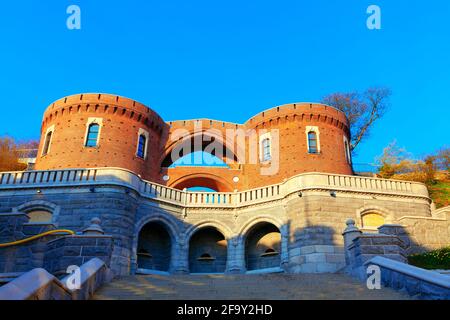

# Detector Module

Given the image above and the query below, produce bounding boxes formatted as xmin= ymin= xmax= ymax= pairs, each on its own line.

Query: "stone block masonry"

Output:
xmin=44 ymin=235 xmax=113 ymax=276
xmin=1 ymin=167 xmax=448 ymax=276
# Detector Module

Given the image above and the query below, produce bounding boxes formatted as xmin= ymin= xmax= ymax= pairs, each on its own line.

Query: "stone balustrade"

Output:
xmin=364 ymin=256 xmax=450 ymax=300
xmin=0 ymin=168 xmax=430 ymax=209
xmin=0 ymin=258 xmax=112 ymax=300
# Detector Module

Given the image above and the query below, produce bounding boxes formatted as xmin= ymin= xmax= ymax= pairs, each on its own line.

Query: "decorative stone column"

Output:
xmin=82 ymin=217 xmax=105 ymax=235
xmin=342 ymin=219 xmax=362 ymax=266
xmin=280 ymin=225 xmax=289 ymax=271
xmin=170 ymin=239 xmax=189 ymax=274
xmin=226 ymin=237 xmax=246 ymax=274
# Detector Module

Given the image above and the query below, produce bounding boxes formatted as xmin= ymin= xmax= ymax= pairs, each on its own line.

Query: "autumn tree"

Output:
xmin=376 ymin=140 xmax=415 ymax=179
xmin=322 ymin=87 xmax=391 ymax=154
xmin=436 ymin=147 xmax=450 ymax=172
xmin=0 ymin=136 xmax=38 ymax=172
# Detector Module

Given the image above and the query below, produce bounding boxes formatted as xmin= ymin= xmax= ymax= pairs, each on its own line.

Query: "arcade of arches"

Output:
xmin=136 ymin=221 xmax=282 ymax=274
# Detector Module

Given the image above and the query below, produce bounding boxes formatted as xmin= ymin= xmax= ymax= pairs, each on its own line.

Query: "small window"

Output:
xmin=344 ymin=140 xmax=351 ymax=164
xmin=361 ymin=213 xmax=385 ymax=230
xmin=27 ymin=210 xmax=52 ymax=223
xmin=262 ymin=138 xmax=271 ymax=161
xmin=85 ymin=124 xmax=100 ymax=147
xmin=308 ymin=131 xmax=318 ymax=153
xmin=137 ymin=134 xmax=146 ymax=158
xmin=42 ymin=131 xmax=52 ymax=156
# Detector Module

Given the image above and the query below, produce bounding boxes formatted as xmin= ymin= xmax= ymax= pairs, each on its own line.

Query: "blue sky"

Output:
xmin=0 ymin=0 xmax=449 ymax=166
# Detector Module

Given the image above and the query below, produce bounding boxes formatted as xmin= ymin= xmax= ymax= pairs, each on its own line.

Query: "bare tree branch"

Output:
xmin=322 ymin=87 xmax=391 ymax=152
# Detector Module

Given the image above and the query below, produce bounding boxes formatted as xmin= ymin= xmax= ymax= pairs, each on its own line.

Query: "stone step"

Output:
xmin=92 ymin=273 xmax=413 ymax=300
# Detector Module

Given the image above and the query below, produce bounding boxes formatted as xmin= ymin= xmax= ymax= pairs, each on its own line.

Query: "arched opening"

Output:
xmin=137 ymin=134 xmax=147 ymax=159
xmin=42 ymin=131 xmax=52 ymax=156
xmin=136 ymin=222 xmax=172 ymax=272
xmin=361 ymin=212 xmax=385 ymax=231
xmin=307 ymin=131 xmax=318 ymax=154
xmin=189 ymin=227 xmax=227 ymax=273
xmin=85 ymin=123 xmax=100 ymax=147
xmin=161 ymin=134 xmax=240 ymax=168
xmin=27 ymin=210 xmax=52 ymax=223
xmin=245 ymin=222 xmax=281 ymax=271
xmin=170 ymin=174 xmax=234 ymax=192
xmin=170 ymin=151 xmax=229 ymax=168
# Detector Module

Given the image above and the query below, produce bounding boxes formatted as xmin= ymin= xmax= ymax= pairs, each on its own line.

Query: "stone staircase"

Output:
xmin=92 ymin=273 xmax=412 ymax=300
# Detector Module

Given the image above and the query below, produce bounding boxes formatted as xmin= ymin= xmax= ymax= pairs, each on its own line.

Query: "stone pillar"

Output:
xmin=82 ymin=217 xmax=104 ymax=235
xmin=226 ymin=237 xmax=246 ymax=274
xmin=342 ymin=219 xmax=362 ymax=266
xmin=280 ymin=225 xmax=289 ymax=271
xmin=170 ymin=239 xmax=189 ymax=274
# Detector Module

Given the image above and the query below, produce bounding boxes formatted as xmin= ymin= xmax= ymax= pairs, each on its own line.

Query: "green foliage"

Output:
xmin=408 ymin=247 xmax=450 ymax=270
xmin=428 ymin=181 xmax=450 ymax=209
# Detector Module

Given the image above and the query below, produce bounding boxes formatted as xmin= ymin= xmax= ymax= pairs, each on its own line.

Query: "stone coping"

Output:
xmin=0 ymin=167 xmax=431 ymax=208
xmin=0 ymin=212 xmax=27 ymax=217
xmin=45 ymin=234 xmax=113 ymax=245
xmin=0 ymin=268 xmax=70 ymax=300
xmin=364 ymin=256 xmax=450 ymax=289
xmin=61 ymin=257 xmax=107 ymax=290
xmin=0 ymin=258 xmax=110 ymax=300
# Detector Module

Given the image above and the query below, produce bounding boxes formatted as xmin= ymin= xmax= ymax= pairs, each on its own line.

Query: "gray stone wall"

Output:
xmin=0 ymin=213 xmax=60 ymax=273
xmin=0 ymin=186 xmax=137 ymax=276
xmin=0 ymin=176 xmax=448 ymax=276
xmin=44 ymin=235 xmax=113 ymax=276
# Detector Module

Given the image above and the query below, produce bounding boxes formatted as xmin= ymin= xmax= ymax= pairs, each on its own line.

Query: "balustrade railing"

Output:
xmin=0 ymin=168 xmax=428 ymax=208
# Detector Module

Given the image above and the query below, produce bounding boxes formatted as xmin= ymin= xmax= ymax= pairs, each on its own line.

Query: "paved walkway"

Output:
xmin=92 ymin=273 xmax=412 ymax=300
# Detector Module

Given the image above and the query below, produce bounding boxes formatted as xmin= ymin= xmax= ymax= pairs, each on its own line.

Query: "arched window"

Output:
xmin=42 ymin=131 xmax=52 ymax=156
xmin=85 ymin=123 xmax=100 ymax=147
xmin=344 ymin=140 xmax=349 ymax=163
xmin=361 ymin=213 xmax=385 ymax=230
xmin=308 ymin=131 xmax=318 ymax=153
xmin=262 ymin=138 xmax=271 ymax=161
xmin=27 ymin=210 xmax=52 ymax=223
xmin=137 ymin=134 xmax=146 ymax=159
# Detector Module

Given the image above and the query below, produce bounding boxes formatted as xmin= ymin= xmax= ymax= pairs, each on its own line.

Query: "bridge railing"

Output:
xmin=0 ymin=168 xmax=429 ymax=208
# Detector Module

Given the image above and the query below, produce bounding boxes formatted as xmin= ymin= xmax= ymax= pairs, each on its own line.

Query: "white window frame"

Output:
xmin=343 ymin=135 xmax=352 ymax=164
xmin=259 ymin=132 xmax=272 ymax=163
xmin=84 ymin=118 xmax=103 ymax=148
xmin=136 ymin=128 xmax=149 ymax=160
xmin=305 ymin=126 xmax=320 ymax=154
xmin=41 ymin=125 xmax=55 ymax=156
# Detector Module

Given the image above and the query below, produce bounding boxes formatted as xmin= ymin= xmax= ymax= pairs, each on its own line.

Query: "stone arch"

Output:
xmin=169 ymin=173 xmax=235 ymax=192
xmin=14 ymin=200 xmax=60 ymax=224
xmin=132 ymin=214 xmax=180 ymax=273
xmin=184 ymin=220 xmax=233 ymax=244
xmin=238 ymin=216 xmax=284 ymax=237
xmin=238 ymin=216 xmax=287 ymax=272
xmin=185 ymin=221 xmax=231 ymax=273
xmin=356 ymin=206 xmax=393 ymax=230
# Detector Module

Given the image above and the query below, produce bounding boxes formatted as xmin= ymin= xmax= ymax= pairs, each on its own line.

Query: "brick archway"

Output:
xmin=169 ymin=173 xmax=235 ymax=192
xmin=160 ymin=130 xmax=243 ymax=168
